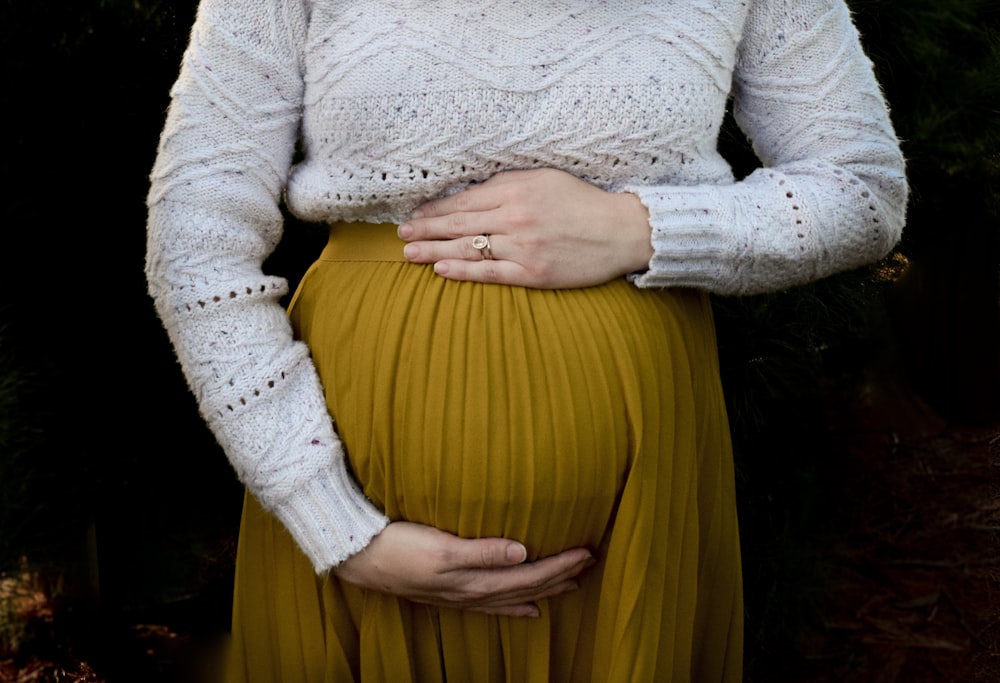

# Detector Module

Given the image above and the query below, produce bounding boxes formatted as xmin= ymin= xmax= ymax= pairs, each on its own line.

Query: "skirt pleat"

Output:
xmin=226 ymin=222 xmax=743 ymax=682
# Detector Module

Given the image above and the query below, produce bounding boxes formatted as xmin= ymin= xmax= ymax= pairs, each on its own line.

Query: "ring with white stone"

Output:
xmin=472 ymin=234 xmax=493 ymax=260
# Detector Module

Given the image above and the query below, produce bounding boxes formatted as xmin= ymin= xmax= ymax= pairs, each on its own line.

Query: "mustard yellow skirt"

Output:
xmin=226 ymin=223 xmax=743 ymax=682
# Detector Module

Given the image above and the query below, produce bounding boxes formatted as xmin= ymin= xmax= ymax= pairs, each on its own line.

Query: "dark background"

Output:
xmin=1 ymin=1 xmax=998 ymax=681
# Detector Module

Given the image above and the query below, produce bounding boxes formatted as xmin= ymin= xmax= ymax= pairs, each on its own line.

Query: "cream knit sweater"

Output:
xmin=146 ymin=0 xmax=908 ymax=573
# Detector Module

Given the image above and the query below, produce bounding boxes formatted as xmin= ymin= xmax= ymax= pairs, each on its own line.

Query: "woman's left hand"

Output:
xmin=398 ymin=168 xmax=653 ymax=289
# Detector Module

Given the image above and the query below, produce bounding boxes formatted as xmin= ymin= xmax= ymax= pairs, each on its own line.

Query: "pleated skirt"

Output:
xmin=226 ymin=222 xmax=743 ymax=683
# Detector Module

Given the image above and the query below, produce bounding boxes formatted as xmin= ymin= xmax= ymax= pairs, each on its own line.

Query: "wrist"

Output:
xmin=615 ymin=191 xmax=654 ymax=274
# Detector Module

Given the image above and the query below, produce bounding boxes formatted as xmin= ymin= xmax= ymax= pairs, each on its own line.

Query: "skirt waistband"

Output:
xmin=320 ymin=222 xmax=407 ymax=262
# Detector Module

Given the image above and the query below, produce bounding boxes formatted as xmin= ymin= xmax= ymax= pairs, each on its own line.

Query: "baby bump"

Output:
xmin=289 ymin=224 xmax=708 ymax=558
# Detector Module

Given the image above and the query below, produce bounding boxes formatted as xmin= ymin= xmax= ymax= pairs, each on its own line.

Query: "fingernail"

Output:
xmin=506 ymin=543 xmax=527 ymax=563
xmin=410 ymin=209 xmax=425 ymax=219
xmin=403 ymin=244 xmax=417 ymax=259
xmin=433 ymin=261 xmax=450 ymax=276
xmin=398 ymin=223 xmax=414 ymax=238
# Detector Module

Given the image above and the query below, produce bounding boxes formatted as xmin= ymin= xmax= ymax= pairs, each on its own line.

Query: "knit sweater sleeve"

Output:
xmin=626 ymin=0 xmax=908 ymax=296
xmin=145 ymin=0 xmax=388 ymax=573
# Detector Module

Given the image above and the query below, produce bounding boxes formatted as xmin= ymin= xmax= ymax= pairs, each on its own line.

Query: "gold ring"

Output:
xmin=472 ymin=234 xmax=493 ymax=260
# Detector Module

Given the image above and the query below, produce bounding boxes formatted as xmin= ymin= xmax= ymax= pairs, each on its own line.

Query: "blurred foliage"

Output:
xmin=0 ymin=319 xmax=49 ymax=576
xmin=1 ymin=0 xmax=235 ymax=666
xmin=712 ymin=0 xmax=1000 ymax=665
xmin=851 ymin=0 xmax=1000 ymax=183
xmin=853 ymin=0 xmax=1000 ymax=423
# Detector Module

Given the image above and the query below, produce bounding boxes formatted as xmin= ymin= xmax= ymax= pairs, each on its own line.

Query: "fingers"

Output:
xmin=411 ymin=178 xmax=504 ymax=220
xmin=467 ymin=578 xmax=584 ymax=617
xmin=466 ymin=547 xmax=596 ymax=603
xmin=334 ymin=521 xmax=597 ymax=618
xmin=400 ymin=194 xmax=496 ymax=243
xmin=449 ymin=537 xmax=529 ymax=568
xmin=448 ymin=537 xmax=593 ymax=573
xmin=402 ymin=243 xmax=545 ymax=288
xmin=423 ymin=548 xmax=595 ymax=617
xmin=475 ymin=604 xmax=545 ymax=618
xmin=477 ymin=580 xmax=583 ymax=614
xmin=399 ymin=175 xmax=520 ymax=244
xmin=403 ymin=233 xmax=496 ymax=264
xmin=432 ymin=258 xmax=534 ymax=287
xmin=440 ymin=543 xmax=595 ymax=603
xmin=403 ymin=235 xmax=544 ymax=289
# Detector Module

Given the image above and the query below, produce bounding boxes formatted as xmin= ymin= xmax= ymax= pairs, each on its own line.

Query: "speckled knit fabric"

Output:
xmin=145 ymin=0 xmax=907 ymax=573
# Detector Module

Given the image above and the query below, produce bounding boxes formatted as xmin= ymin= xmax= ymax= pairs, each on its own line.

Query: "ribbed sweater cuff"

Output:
xmin=623 ymin=184 xmax=743 ymax=294
xmin=270 ymin=460 xmax=390 ymax=575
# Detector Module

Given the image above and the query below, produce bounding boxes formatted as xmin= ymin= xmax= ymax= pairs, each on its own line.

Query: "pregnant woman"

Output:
xmin=144 ymin=1 xmax=908 ymax=680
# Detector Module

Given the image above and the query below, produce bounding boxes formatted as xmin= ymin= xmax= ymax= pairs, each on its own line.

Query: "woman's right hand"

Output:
xmin=331 ymin=521 xmax=595 ymax=617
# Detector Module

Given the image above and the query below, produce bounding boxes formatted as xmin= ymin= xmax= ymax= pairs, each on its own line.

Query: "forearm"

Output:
xmin=146 ymin=200 xmax=390 ymax=572
xmin=145 ymin=0 xmax=390 ymax=573
xmin=627 ymin=0 xmax=907 ymax=295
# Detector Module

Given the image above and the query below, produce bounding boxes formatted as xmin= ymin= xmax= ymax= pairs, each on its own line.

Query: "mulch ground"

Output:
xmin=4 ymin=399 xmax=999 ymax=683
xmin=746 ymin=391 xmax=1000 ymax=683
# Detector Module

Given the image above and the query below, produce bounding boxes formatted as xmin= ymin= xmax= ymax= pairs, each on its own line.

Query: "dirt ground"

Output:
xmin=744 ymin=388 xmax=1000 ymax=683
xmin=3 ymin=396 xmax=999 ymax=683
